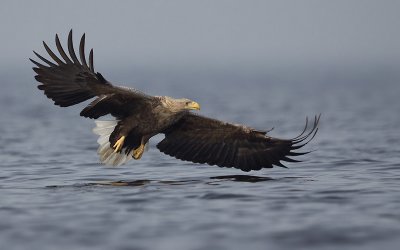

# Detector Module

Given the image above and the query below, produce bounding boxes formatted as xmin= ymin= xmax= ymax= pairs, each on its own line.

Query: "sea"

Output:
xmin=1 ymin=66 xmax=399 ymax=250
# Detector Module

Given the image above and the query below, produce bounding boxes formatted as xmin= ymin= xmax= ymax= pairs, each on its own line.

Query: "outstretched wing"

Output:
xmin=157 ymin=114 xmax=320 ymax=171
xmin=30 ymin=30 xmax=153 ymax=119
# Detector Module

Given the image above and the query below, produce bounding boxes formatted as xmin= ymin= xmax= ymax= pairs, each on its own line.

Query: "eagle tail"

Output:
xmin=92 ymin=120 xmax=132 ymax=166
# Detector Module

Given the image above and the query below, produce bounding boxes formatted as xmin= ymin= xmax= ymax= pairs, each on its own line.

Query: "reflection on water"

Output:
xmin=1 ymin=73 xmax=400 ymax=250
xmin=210 ymin=175 xmax=275 ymax=182
xmin=47 ymin=175 xmax=276 ymax=188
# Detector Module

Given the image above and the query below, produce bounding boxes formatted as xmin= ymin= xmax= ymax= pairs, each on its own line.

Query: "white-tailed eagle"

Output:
xmin=30 ymin=30 xmax=320 ymax=172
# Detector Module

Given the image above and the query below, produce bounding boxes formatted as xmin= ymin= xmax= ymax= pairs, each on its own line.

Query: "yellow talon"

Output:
xmin=132 ymin=143 xmax=145 ymax=160
xmin=113 ymin=136 xmax=126 ymax=153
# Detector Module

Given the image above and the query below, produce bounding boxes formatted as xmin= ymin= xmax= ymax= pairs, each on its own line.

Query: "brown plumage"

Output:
xmin=31 ymin=30 xmax=320 ymax=171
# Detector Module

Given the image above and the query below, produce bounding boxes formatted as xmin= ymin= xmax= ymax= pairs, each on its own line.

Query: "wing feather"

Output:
xmin=89 ymin=49 xmax=95 ymax=73
xmin=55 ymin=34 xmax=73 ymax=64
xmin=42 ymin=41 xmax=65 ymax=65
xmin=31 ymin=30 xmax=154 ymax=118
xmin=33 ymin=51 xmax=56 ymax=67
xmin=157 ymin=114 xmax=320 ymax=171
xmin=67 ymin=30 xmax=80 ymax=64
xmin=79 ymin=34 xmax=89 ymax=69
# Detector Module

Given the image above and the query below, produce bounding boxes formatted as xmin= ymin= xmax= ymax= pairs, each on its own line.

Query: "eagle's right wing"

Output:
xmin=30 ymin=30 xmax=153 ymax=119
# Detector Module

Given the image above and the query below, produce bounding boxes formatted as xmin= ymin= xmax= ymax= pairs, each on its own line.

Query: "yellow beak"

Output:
xmin=187 ymin=101 xmax=200 ymax=110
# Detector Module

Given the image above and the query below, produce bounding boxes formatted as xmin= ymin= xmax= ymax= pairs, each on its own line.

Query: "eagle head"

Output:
xmin=161 ymin=96 xmax=201 ymax=112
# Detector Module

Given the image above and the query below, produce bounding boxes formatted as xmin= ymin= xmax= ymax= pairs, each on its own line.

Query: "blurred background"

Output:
xmin=1 ymin=1 xmax=399 ymax=250
xmin=1 ymin=0 xmax=399 ymax=128
xmin=2 ymin=0 xmax=400 ymax=72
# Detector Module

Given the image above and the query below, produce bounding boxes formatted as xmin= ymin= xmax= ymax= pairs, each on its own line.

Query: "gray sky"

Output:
xmin=1 ymin=0 xmax=399 ymax=72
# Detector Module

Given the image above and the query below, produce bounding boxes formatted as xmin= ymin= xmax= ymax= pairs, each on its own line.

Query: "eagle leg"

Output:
xmin=113 ymin=136 xmax=126 ymax=153
xmin=132 ymin=139 xmax=146 ymax=160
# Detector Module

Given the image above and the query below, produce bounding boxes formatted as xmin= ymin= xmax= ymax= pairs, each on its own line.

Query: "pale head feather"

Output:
xmin=160 ymin=96 xmax=197 ymax=113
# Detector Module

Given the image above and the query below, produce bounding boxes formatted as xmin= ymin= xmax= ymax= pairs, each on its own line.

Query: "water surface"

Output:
xmin=1 ymin=69 xmax=400 ymax=250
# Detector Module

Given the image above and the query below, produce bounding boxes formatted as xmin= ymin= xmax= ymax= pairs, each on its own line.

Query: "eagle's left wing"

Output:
xmin=157 ymin=114 xmax=320 ymax=171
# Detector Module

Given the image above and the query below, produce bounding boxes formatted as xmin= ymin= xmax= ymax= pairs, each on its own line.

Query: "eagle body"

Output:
xmin=106 ymin=97 xmax=191 ymax=156
xmin=31 ymin=31 xmax=320 ymax=171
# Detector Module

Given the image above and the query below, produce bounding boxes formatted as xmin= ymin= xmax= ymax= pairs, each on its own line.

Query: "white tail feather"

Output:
xmin=93 ymin=120 xmax=132 ymax=166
